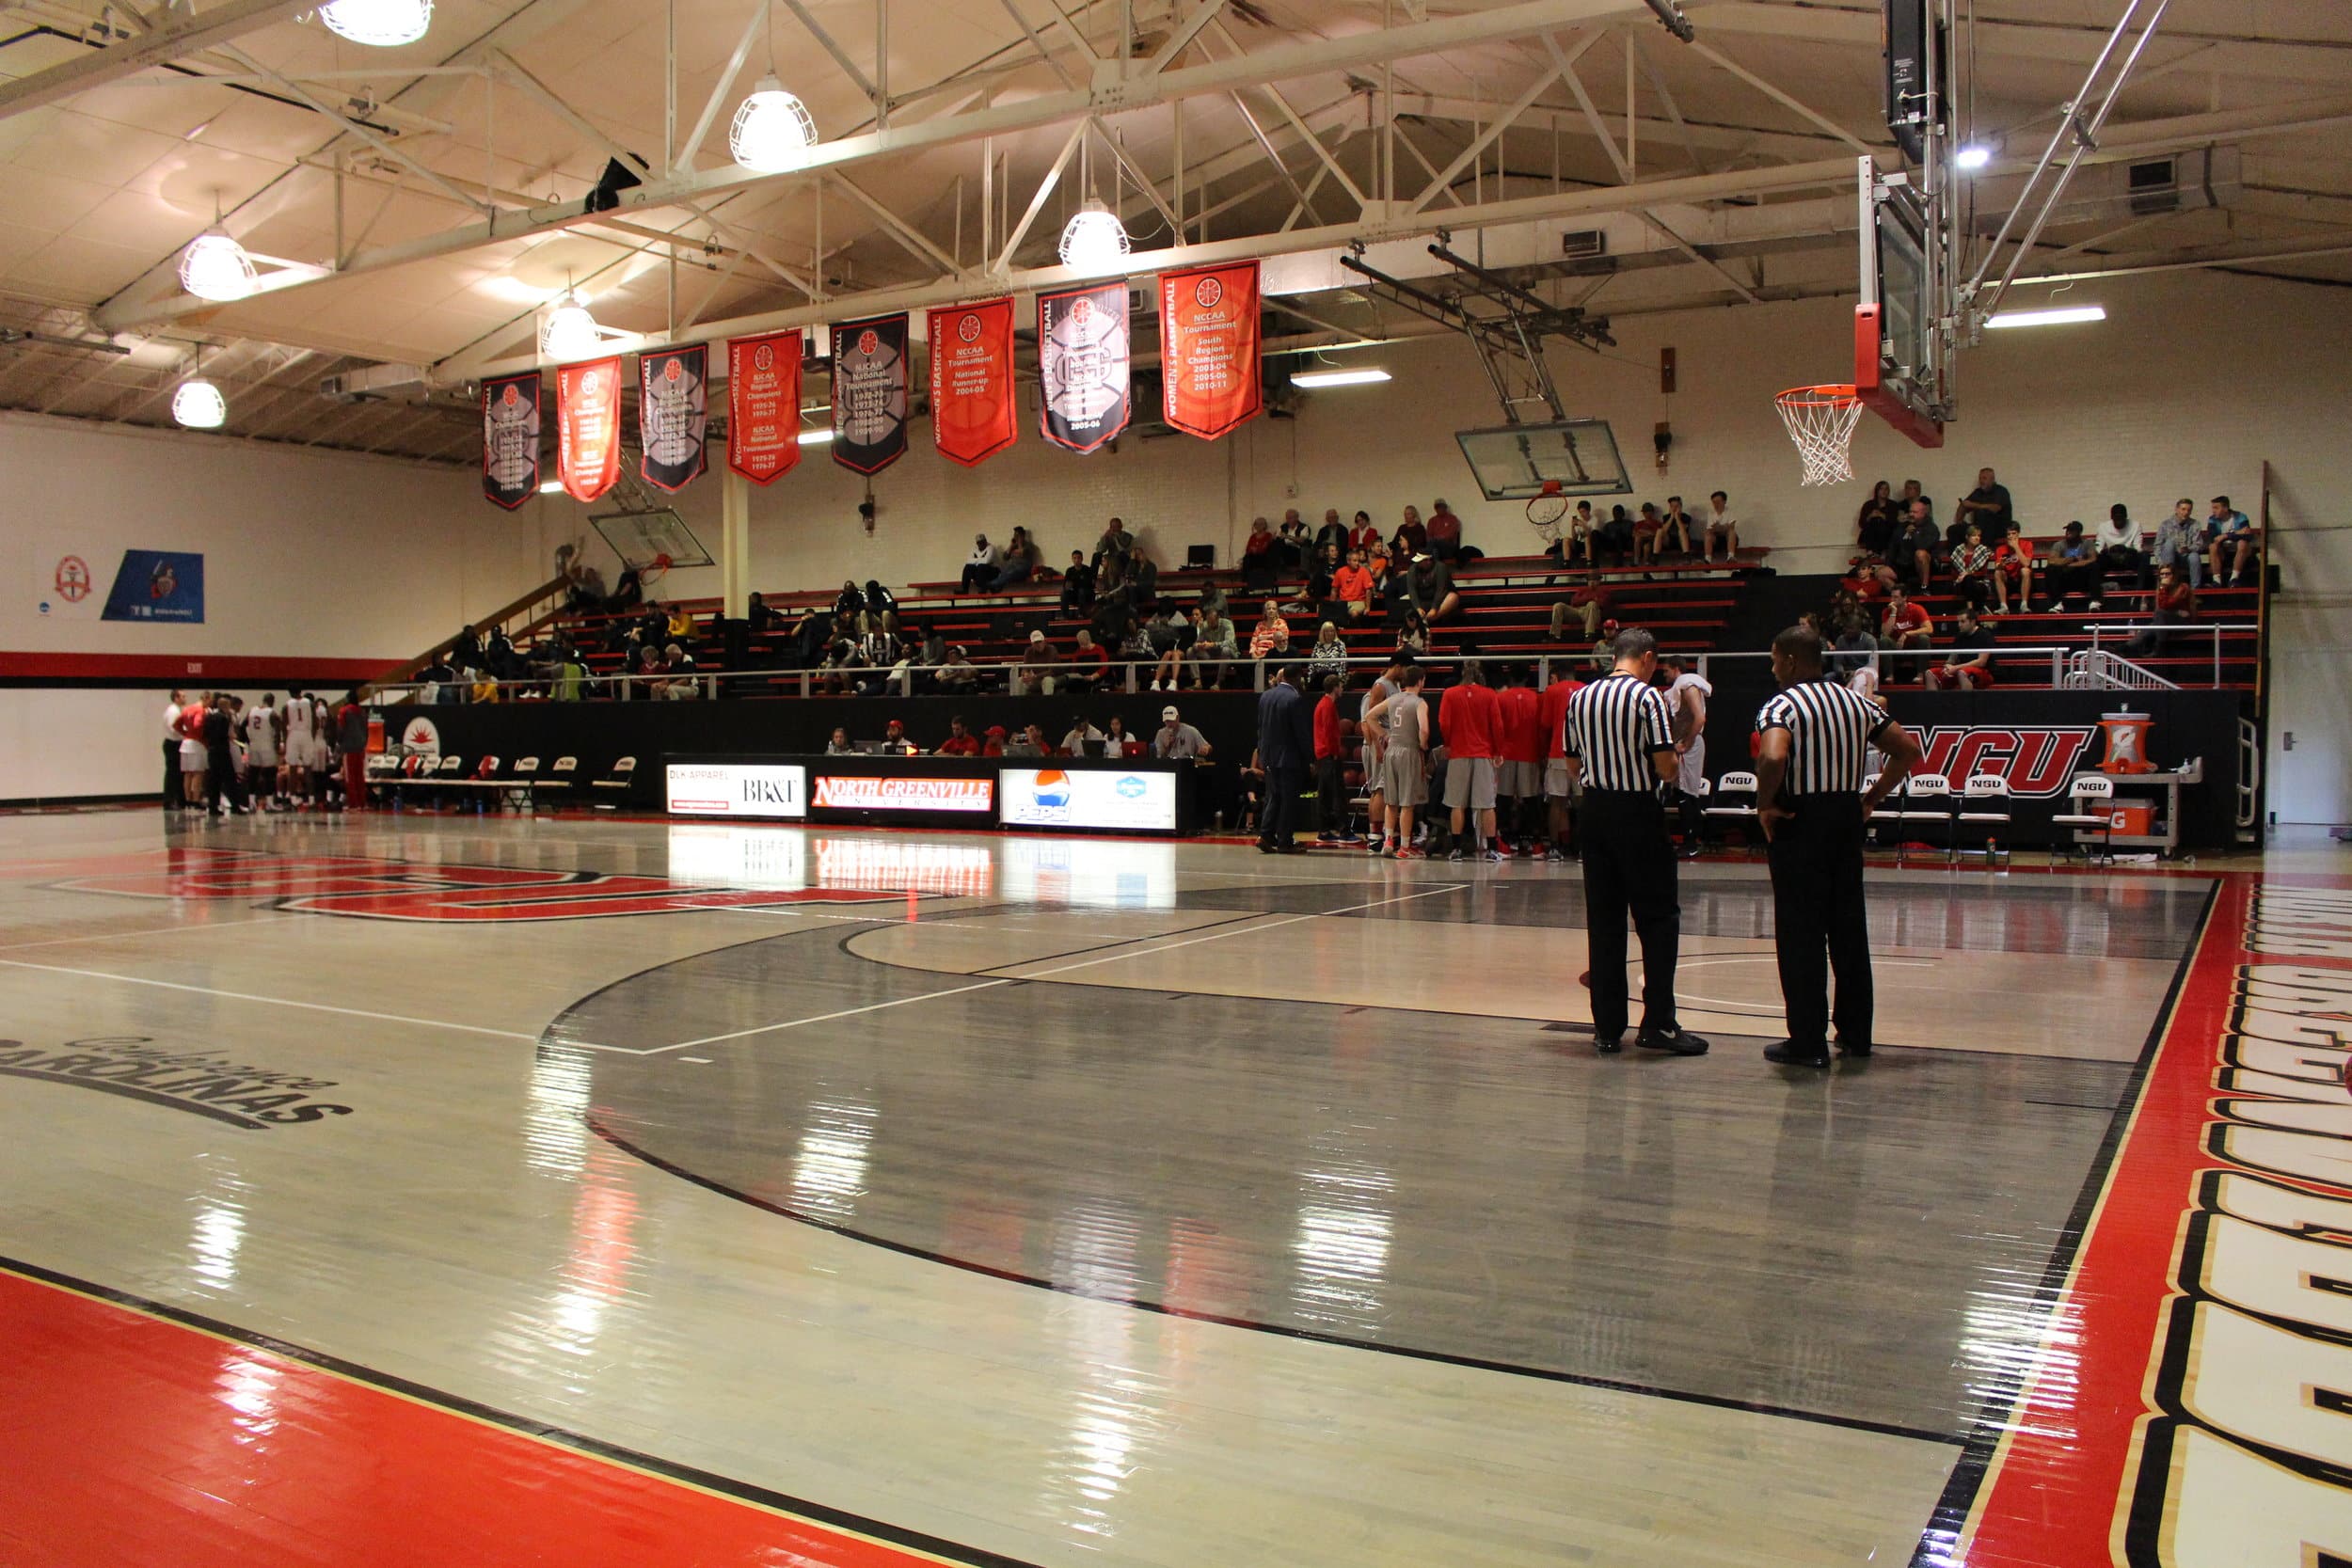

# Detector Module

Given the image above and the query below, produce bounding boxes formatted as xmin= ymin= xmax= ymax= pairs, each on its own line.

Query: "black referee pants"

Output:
xmin=1578 ymin=790 xmax=1680 ymax=1037
xmin=1766 ymin=794 xmax=1873 ymax=1050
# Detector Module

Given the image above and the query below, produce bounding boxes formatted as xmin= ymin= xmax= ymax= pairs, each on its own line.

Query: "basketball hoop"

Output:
xmin=1525 ymin=479 xmax=1569 ymax=541
xmin=1774 ymin=385 xmax=1867 ymax=486
xmin=638 ymin=551 xmax=673 ymax=589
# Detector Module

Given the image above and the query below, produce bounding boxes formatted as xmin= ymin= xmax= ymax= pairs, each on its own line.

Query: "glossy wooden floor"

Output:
xmin=0 ymin=809 xmax=2328 ymax=1567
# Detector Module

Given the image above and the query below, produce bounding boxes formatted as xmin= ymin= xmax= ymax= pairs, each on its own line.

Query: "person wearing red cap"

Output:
xmin=881 ymin=718 xmax=917 ymax=756
xmin=980 ymin=724 xmax=1009 ymax=757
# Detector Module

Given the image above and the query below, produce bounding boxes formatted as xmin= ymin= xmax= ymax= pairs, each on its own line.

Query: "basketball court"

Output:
xmin=0 ymin=806 xmax=2344 ymax=1567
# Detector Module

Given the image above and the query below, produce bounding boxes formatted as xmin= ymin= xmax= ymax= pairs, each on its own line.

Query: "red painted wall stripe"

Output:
xmin=0 ymin=652 xmax=391 ymax=683
xmin=0 ymin=1263 xmax=1008 ymax=1568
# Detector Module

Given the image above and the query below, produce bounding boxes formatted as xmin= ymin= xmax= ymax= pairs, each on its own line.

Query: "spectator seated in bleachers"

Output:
xmin=746 ymin=592 xmax=781 ymax=634
xmin=1248 ymin=600 xmax=1292 ymax=664
xmin=1241 ymin=516 xmax=1279 ymax=593
xmin=2092 ymin=505 xmax=2144 ymax=592
xmin=1425 ymin=499 xmax=1464 ymax=563
xmin=1396 ymin=608 xmax=1431 ymax=658
xmin=1190 ymin=604 xmax=1238 ymax=689
xmin=1346 ymin=510 xmax=1381 ymax=556
xmin=1950 ymin=524 xmax=1995 ymax=610
xmin=936 ymin=716 xmax=981 ymax=755
xmin=993 ymin=527 xmax=1041 ymax=592
xmin=1880 ymin=585 xmax=1934 ymax=661
xmin=1145 ymin=600 xmax=1191 ymax=691
xmin=2205 ymin=495 xmax=2258 ymax=587
xmin=1284 ymin=545 xmax=1342 ymax=617
xmin=1925 ymin=608 xmax=1997 ymax=690
xmin=961 ymin=534 xmax=1002 ymax=593
xmin=1552 ymin=568 xmax=1613 ymax=642
xmin=1060 ymin=551 xmax=1096 ymax=614
xmin=2043 ymin=520 xmax=2101 ymax=609
xmin=1594 ymin=504 xmax=1635 ymax=565
xmin=1403 ymin=551 xmax=1460 ymax=624
xmin=1315 ymin=509 xmax=1352 ymax=562
xmin=1278 ymin=510 xmax=1311 ymax=568
xmin=2153 ymin=499 xmax=2202 ymax=587
xmin=1012 ymin=630 xmax=1054 ymax=696
xmin=1063 ymin=629 xmax=1109 ymax=692
xmin=937 ymin=644 xmax=978 ymax=691
xmin=1702 ymin=491 xmax=1740 ymax=562
xmin=1657 ymin=496 xmax=1696 ymax=558
xmin=1093 ymin=516 xmax=1136 ymax=573
xmin=660 ymin=642 xmax=700 ymax=699
xmin=834 ymin=579 xmax=866 ymax=625
xmin=1332 ymin=548 xmax=1375 ymax=623
xmin=863 ymin=579 xmax=899 ymax=633
xmin=1955 ymin=466 xmax=2014 ymax=542
xmin=1992 ymin=522 xmax=2035 ymax=612
xmin=1893 ymin=499 xmax=1941 ymax=590
xmin=1309 ymin=621 xmax=1348 ymax=687
xmin=2128 ymin=563 xmax=2198 ymax=657
xmin=1854 ymin=481 xmax=1899 ymax=558
xmin=1391 ymin=505 xmax=1427 ymax=561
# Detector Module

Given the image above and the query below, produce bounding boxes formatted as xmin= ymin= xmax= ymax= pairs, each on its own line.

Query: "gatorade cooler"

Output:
xmin=2109 ymin=800 xmax=2156 ymax=837
xmin=2098 ymin=710 xmax=2154 ymax=774
xmin=366 ymin=713 xmax=387 ymax=754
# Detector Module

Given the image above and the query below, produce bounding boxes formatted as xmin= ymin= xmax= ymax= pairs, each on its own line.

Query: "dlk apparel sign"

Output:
xmin=555 ymin=356 xmax=624 ymax=502
xmin=831 ymin=314 xmax=910 ymax=475
xmin=1159 ymin=261 xmax=1261 ymax=440
xmin=637 ymin=343 xmax=707 ymax=492
xmin=1038 ymin=281 xmax=1130 ymax=453
xmin=480 ymin=371 xmax=541 ymax=509
xmin=928 ymin=298 xmax=1018 ymax=467
xmin=725 ymin=330 xmax=802 ymax=484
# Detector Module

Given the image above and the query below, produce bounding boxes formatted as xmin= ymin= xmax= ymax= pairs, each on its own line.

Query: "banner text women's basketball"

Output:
xmin=1160 ymin=261 xmax=1262 ymax=440
xmin=928 ymin=298 xmax=1018 ymax=467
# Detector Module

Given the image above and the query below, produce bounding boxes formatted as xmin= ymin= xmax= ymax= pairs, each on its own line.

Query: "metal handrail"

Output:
xmin=2083 ymin=621 xmax=2258 ymax=689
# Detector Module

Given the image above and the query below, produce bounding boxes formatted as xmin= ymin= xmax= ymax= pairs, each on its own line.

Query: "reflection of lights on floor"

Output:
xmin=215 ymin=1350 xmax=283 ymax=1443
xmin=790 ymin=1098 xmax=876 ymax=1220
xmin=189 ymin=1198 xmax=245 ymax=1291
xmin=523 ymin=1047 xmax=593 ymax=1176
xmin=1293 ymin=1158 xmax=1394 ymax=1331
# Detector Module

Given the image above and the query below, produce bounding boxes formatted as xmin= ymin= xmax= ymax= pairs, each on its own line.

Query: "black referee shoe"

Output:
xmin=1594 ymin=1033 xmax=1625 ymax=1054
xmin=1836 ymin=1038 xmax=1873 ymax=1058
xmin=1764 ymin=1039 xmax=1832 ymax=1068
xmin=1637 ymin=1026 xmax=1708 ymax=1056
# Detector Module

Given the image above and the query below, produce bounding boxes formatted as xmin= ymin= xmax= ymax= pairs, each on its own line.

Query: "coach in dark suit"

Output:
xmin=1256 ymin=664 xmax=1315 ymax=854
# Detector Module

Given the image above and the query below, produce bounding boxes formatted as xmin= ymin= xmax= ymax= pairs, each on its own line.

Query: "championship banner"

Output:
xmin=831 ymin=313 xmax=910 ymax=475
xmin=1038 ymin=281 xmax=1130 ymax=454
xmin=725 ymin=330 xmax=802 ymax=485
xmin=555 ymin=356 xmax=624 ymax=503
xmin=481 ymin=371 xmax=540 ymax=510
xmin=1160 ymin=260 xmax=1261 ymax=440
xmin=637 ymin=343 xmax=707 ymax=492
xmin=928 ymin=299 xmax=1018 ymax=467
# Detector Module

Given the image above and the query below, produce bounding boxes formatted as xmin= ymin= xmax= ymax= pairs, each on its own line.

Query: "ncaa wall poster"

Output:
xmin=555 ymin=356 xmax=624 ymax=503
xmin=480 ymin=371 xmax=541 ymax=510
xmin=928 ymin=298 xmax=1018 ymax=467
xmin=1160 ymin=260 xmax=1261 ymax=440
xmin=830 ymin=313 xmax=910 ymax=476
xmin=1038 ymin=281 xmax=1130 ymax=454
xmin=637 ymin=343 xmax=707 ymax=492
xmin=725 ymin=330 xmax=803 ymax=484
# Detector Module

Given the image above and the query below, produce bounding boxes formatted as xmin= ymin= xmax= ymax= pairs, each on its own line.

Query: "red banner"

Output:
xmin=554 ymin=356 xmax=623 ymax=502
xmin=928 ymin=299 xmax=1018 ymax=467
xmin=725 ymin=330 xmax=803 ymax=484
xmin=1160 ymin=260 xmax=1261 ymax=440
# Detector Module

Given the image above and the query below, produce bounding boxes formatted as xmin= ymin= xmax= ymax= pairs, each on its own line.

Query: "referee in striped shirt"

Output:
xmin=1563 ymin=627 xmax=1707 ymax=1056
xmin=1752 ymin=624 xmax=1923 ymax=1068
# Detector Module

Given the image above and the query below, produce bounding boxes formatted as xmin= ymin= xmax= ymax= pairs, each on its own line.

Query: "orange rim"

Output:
xmin=1775 ymin=384 xmax=1862 ymax=408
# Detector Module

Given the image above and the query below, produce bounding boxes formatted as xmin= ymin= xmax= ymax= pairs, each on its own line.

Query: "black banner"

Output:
xmin=1038 ymin=280 xmax=1130 ymax=453
xmin=637 ymin=343 xmax=707 ymax=492
xmin=831 ymin=314 xmax=909 ymax=475
xmin=481 ymin=371 xmax=541 ymax=510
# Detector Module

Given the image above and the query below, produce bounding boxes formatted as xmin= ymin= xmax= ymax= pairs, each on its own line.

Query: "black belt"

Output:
xmin=1582 ymin=786 xmax=1661 ymax=799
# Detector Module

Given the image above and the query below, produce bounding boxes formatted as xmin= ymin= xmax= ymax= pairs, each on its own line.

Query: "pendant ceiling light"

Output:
xmin=319 ymin=0 xmax=433 ymax=47
xmin=172 ymin=356 xmax=227 ymax=429
xmin=730 ymin=74 xmax=817 ymax=172
xmin=178 ymin=229 xmax=255 ymax=303
xmin=540 ymin=288 xmax=601 ymax=362
xmin=1057 ymin=198 xmax=1130 ymax=271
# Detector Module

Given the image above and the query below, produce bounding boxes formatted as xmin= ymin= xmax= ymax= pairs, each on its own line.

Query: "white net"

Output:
xmin=1775 ymin=387 xmax=1867 ymax=486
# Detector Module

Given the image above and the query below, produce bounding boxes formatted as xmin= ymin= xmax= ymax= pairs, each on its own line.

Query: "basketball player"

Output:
xmin=281 ymin=689 xmax=316 ymax=805
xmin=244 ymin=693 xmax=282 ymax=810
xmin=1661 ymin=651 xmax=1712 ymax=858
xmin=1359 ymin=665 xmax=1429 ymax=860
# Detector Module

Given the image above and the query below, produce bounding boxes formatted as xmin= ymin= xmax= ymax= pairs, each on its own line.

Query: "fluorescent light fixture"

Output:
xmin=1985 ymin=305 xmax=2106 ymax=329
xmin=538 ymin=480 xmax=564 ymax=493
xmin=798 ymin=428 xmax=834 ymax=445
xmin=1954 ymin=144 xmax=1993 ymax=171
xmin=1290 ymin=367 xmax=1391 ymax=388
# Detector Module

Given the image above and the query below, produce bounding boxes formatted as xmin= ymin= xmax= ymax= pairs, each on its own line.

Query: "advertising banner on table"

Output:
xmin=101 ymin=549 xmax=204 ymax=624
xmin=481 ymin=371 xmax=541 ymax=510
xmin=928 ymin=298 xmax=1018 ymax=467
xmin=725 ymin=330 xmax=802 ymax=484
xmin=811 ymin=773 xmax=993 ymax=814
xmin=830 ymin=313 xmax=910 ymax=475
xmin=1159 ymin=260 xmax=1261 ymax=440
xmin=637 ymin=343 xmax=707 ymax=492
xmin=665 ymin=761 xmax=807 ymax=819
xmin=1038 ymin=281 xmax=1130 ymax=453
xmin=555 ymin=356 xmax=624 ymax=503
xmin=998 ymin=768 xmax=1176 ymax=832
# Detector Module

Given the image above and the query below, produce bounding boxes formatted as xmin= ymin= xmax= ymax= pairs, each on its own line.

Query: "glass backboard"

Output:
xmin=590 ymin=509 xmax=714 ymax=569
xmin=1855 ymin=156 xmax=1947 ymax=449
xmin=1454 ymin=420 xmax=1632 ymax=500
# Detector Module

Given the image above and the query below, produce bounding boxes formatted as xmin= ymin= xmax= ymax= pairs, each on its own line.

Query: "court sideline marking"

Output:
xmin=636 ymin=884 xmax=1472 ymax=1055
xmin=0 ymin=910 xmax=304 ymax=955
xmin=0 ymin=958 xmax=564 ymax=1046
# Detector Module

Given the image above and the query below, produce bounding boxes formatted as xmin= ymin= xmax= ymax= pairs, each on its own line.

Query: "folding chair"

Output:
xmin=591 ymin=755 xmax=637 ymax=809
xmin=1957 ymin=773 xmax=2013 ymax=863
xmin=1891 ymin=772 xmax=1954 ymax=865
xmin=464 ymin=755 xmax=502 ymax=814
xmin=501 ymin=756 xmax=540 ymax=812
xmin=2051 ymin=773 xmax=2117 ymax=864
xmin=1703 ymin=769 xmax=1759 ymax=852
xmin=539 ymin=756 xmax=579 ymax=801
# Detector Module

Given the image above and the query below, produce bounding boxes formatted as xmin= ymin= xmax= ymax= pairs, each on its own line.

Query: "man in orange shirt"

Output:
xmin=1539 ymin=665 xmax=1583 ymax=860
xmin=1438 ymin=661 xmax=1503 ymax=861
xmin=1495 ymin=664 xmax=1547 ymax=854
xmin=1331 ymin=548 xmax=1375 ymax=622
